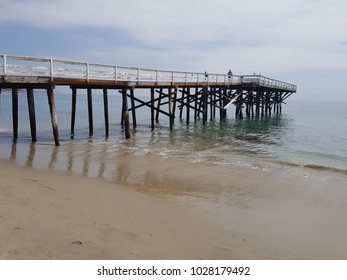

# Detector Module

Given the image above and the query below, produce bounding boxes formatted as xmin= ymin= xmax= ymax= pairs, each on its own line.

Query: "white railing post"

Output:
xmin=114 ymin=66 xmax=118 ymax=82
xmin=86 ymin=63 xmax=90 ymax=81
xmin=156 ymin=70 xmax=159 ymax=83
xmin=171 ymin=71 xmax=174 ymax=83
xmin=137 ymin=68 xmax=140 ymax=82
xmin=185 ymin=72 xmax=188 ymax=84
xmin=50 ymin=59 xmax=54 ymax=78
xmin=3 ymin=54 xmax=7 ymax=76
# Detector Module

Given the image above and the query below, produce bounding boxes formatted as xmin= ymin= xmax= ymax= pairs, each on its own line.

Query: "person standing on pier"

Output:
xmin=228 ymin=69 xmax=233 ymax=81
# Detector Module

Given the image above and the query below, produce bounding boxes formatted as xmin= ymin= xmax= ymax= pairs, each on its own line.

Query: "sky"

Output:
xmin=1 ymin=0 xmax=347 ymax=101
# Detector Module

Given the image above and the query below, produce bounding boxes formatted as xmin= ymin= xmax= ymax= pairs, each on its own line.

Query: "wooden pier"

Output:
xmin=0 ymin=54 xmax=297 ymax=146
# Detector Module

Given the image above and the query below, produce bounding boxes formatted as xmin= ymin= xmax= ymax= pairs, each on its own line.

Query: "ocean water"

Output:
xmin=0 ymin=89 xmax=347 ymax=180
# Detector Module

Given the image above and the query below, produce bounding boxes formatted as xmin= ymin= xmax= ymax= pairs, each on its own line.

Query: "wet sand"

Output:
xmin=1 ymin=152 xmax=347 ymax=260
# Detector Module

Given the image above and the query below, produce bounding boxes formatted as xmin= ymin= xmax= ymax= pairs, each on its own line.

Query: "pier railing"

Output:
xmin=0 ymin=54 xmax=296 ymax=92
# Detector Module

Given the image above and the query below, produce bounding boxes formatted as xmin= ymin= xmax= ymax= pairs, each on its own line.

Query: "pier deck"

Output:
xmin=0 ymin=55 xmax=297 ymax=146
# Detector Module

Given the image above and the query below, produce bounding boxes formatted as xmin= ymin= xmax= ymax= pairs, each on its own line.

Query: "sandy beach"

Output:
xmin=1 ymin=152 xmax=347 ymax=260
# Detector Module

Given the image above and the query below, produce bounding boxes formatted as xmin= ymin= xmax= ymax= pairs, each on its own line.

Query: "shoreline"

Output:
xmin=1 ymin=151 xmax=347 ymax=259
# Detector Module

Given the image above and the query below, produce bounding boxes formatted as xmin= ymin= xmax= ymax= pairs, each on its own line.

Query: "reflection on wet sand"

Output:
xmin=26 ymin=144 xmax=36 ymax=167
xmin=49 ymin=146 xmax=59 ymax=169
xmin=10 ymin=143 xmax=16 ymax=160
xmin=7 ymin=141 xmax=254 ymax=204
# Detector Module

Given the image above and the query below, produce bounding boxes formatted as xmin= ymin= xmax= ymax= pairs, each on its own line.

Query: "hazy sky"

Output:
xmin=1 ymin=0 xmax=347 ymax=101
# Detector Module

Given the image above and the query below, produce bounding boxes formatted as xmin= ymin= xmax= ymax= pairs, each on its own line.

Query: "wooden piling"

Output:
xmin=121 ymin=88 xmax=131 ymax=138
xmin=235 ymin=93 xmax=243 ymax=119
xmin=194 ymin=87 xmax=199 ymax=121
xmin=251 ymin=93 xmax=255 ymax=118
xmin=245 ymin=91 xmax=250 ymax=118
xmin=197 ymin=90 xmax=203 ymax=121
xmin=222 ymin=88 xmax=228 ymax=120
xmin=87 ymin=88 xmax=93 ymax=137
xmin=210 ymin=88 xmax=213 ymax=121
xmin=261 ymin=94 xmax=265 ymax=117
xmin=26 ymin=88 xmax=37 ymax=143
xmin=275 ymin=92 xmax=280 ymax=114
xmin=120 ymin=93 xmax=124 ymax=126
xmin=212 ymin=88 xmax=217 ymax=120
xmin=151 ymin=88 xmax=155 ymax=130
xmin=267 ymin=92 xmax=271 ymax=117
xmin=202 ymin=87 xmax=208 ymax=124
xmin=47 ymin=85 xmax=60 ymax=146
xmin=130 ymin=88 xmax=137 ymax=129
xmin=156 ymin=88 xmax=163 ymax=122
xmin=11 ymin=88 xmax=18 ymax=142
xmin=168 ymin=88 xmax=173 ymax=130
xmin=186 ymin=87 xmax=190 ymax=124
xmin=70 ymin=87 xmax=77 ymax=138
xmin=179 ymin=89 xmax=185 ymax=120
xmin=255 ymin=92 xmax=260 ymax=118
xmin=219 ymin=88 xmax=224 ymax=120
xmin=103 ymin=88 xmax=109 ymax=137
xmin=172 ymin=87 xmax=178 ymax=122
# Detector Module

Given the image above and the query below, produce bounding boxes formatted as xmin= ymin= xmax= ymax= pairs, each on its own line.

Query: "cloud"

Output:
xmin=1 ymin=0 xmax=347 ymax=73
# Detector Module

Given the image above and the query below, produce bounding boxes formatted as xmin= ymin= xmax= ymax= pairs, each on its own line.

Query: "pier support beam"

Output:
xmin=172 ymin=87 xmax=178 ymax=122
xmin=168 ymin=88 xmax=173 ymax=130
xmin=220 ymin=88 xmax=227 ymax=120
xmin=179 ymin=89 xmax=186 ymax=120
xmin=47 ymin=85 xmax=60 ymax=146
xmin=186 ymin=88 xmax=191 ymax=124
xmin=87 ymin=88 xmax=93 ymax=137
xmin=70 ymin=87 xmax=77 ymax=138
xmin=219 ymin=88 xmax=223 ymax=120
xmin=261 ymin=94 xmax=265 ymax=117
xmin=156 ymin=89 xmax=163 ymax=122
xmin=11 ymin=88 xmax=18 ymax=142
xmin=194 ymin=88 xmax=199 ymax=121
xmin=212 ymin=88 xmax=217 ymax=120
xmin=202 ymin=87 xmax=208 ymax=124
xmin=121 ymin=88 xmax=131 ymax=138
xmin=26 ymin=88 xmax=37 ymax=143
xmin=130 ymin=89 xmax=137 ymax=129
xmin=255 ymin=92 xmax=260 ymax=118
xmin=103 ymin=88 xmax=109 ymax=138
xmin=151 ymin=88 xmax=155 ymax=130
xmin=235 ymin=92 xmax=243 ymax=119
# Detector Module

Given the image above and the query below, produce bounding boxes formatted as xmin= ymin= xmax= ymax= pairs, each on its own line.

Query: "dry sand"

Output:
xmin=1 ymin=154 xmax=347 ymax=260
